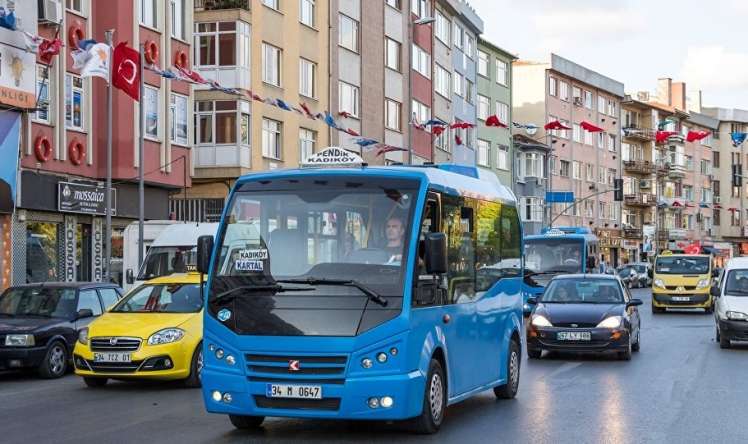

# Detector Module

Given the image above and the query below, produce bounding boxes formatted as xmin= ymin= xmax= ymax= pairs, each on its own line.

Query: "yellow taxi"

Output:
xmin=73 ymin=273 xmax=203 ymax=387
xmin=652 ymin=253 xmax=715 ymax=313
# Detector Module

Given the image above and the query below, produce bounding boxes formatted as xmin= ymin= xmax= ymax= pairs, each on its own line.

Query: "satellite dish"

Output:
xmin=525 ymin=125 xmax=538 ymax=136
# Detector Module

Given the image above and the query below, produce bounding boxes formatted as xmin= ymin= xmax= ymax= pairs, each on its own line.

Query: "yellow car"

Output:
xmin=73 ymin=273 xmax=203 ymax=388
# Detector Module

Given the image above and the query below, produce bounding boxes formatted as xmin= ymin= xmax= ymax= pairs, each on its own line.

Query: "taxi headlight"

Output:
xmin=531 ymin=315 xmax=552 ymax=327
xmin=78 ymin=328 xmax=89 ymax=345
xmin=653 ymin=278 xmax=665 ymax=289
xmin=696 ymin=279 xmax=710 ymax=289
xmin=596 ymin=316 xmax=623 ymax=329
xmin=147 ymin=328 xmax=185 ymax=345
xmin=4 ymin=334 xmax=35 ymax=347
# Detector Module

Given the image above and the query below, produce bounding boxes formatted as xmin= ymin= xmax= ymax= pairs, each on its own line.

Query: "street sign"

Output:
xmin=545 ymin=191 xmax=574 ymax=203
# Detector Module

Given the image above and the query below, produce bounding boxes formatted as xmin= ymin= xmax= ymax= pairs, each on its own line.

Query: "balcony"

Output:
xmin=666 ymin=163 xmax=686 ymax=179
xmin=195 ymin=0 xmax=250 ymax=11
xmin=623 ymin=227 xmax=643 ymax=239
xmin=622 ymin=127 xmax=655 ymax=142
xmin=623 ymin=160 xmax=656 ymax=175
xmin=624 ymin=193 xmax=656 ymax=207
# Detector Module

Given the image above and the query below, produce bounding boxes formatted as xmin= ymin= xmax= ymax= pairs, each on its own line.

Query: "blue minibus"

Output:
xmin=522 ymin=227 xmax=599 ymax=314
xmin=196 ymin=151 xmax=524 ymax=434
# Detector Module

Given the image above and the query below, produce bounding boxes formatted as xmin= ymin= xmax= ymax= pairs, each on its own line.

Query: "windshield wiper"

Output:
xmin=276 ymin=277 xmax=389 ymax=307
xmin=213 ymin=284 xmax=313 ymax=303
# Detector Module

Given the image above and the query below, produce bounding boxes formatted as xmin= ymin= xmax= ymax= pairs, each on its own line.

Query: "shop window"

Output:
xmin=26 ymin=222 xmax=59 ymax=283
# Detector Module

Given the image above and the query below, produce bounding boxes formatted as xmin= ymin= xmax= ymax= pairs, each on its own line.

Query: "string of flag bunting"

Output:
xmin=0 ymin=6 xmax=64 ymax=64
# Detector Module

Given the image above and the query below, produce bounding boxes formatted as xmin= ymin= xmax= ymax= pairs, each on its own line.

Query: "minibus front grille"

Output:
xmin=245 ymin=353 xmax=348 ymax=380
xmin=253 ymin=395 xmax=341 ymax=411
xmin=248 ymin=376 xmax=345 ymax=385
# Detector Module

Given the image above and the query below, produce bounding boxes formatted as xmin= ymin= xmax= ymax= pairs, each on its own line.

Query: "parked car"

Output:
xmin=73 ymin=273 xmax=203 ymax=388
xmin=712 ymin=257 xmax=748 ymax=349
xmin=0 ymin=282 xmax=123 ymax=378
xmin=617 ymin=265 xmax=638 ymax=288
xmin=526 ymin=274 xmax=642 ymax=360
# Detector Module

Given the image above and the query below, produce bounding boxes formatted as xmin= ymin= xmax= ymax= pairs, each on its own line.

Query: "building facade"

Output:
xmin=11 ymin=0 xmax=193 ymax=287
xmin=431 ymin=0 xmax=458 ymax=164
xmin=476 ymin=37 xmax=515 ymax=185
xmin=513 ymin=54 xmax=624 ymax=265
xmin=512 ymin=134 xmax=549 ymax=235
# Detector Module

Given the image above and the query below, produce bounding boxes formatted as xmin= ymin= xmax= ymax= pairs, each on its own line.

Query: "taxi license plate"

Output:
xmin=266 ymin=384 xmax=322 ymax=399
xmin=672 ymin=296 xmax=690 ymax=301
xmin=93 ymin=352 xmax=131 ymax=363
xmin=557 ymin=331 xmax=591 ymax=341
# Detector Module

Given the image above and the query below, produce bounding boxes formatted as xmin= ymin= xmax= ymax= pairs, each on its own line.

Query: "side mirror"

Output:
xmin=424 ymin=232 xmax=448 ymax=275
xmin=627 ymin=298 xmax=643 ymax=307
xmin=712 ymin=269 xmax=719 ymax=278
xmin=527 ymin=296 xmax=539 ymax=305
xmin=125 ymin=269 xmax=134 ymax=285
xmin=76 ymin=308 xmax=94 ymax=320
xmin=710 ymin=285 xmax=720 ymax=297
xmin=196 ymin=235 xmax=215 ymax=274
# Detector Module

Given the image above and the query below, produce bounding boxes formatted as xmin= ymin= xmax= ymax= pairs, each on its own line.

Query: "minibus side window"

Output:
xmin=413 ymin=194 xmax=442 ymax=307
xmin=443 ymin=195 xmax=476 ymax=304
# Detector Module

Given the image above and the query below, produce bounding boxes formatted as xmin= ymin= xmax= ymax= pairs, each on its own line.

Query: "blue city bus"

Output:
xmin=522 ymin=227 xmax=599 ymax=314
xmin=195 ymin=155 xmax=524 ymax=434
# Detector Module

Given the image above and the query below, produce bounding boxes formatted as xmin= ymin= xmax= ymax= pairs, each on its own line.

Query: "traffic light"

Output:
xmin=614 ymin=178 xmax=623 ymax=201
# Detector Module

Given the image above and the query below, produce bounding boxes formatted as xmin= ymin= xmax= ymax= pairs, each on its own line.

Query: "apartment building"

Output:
xmin=476 ymin=37 xmax=515 ymax=185
xmin=11 ymin=0 xmax=193 ymax=286
xmin=432 ymin=0 xmax=458 ymax=163
xmin=513 ymin=54 xmax=624 ymax=265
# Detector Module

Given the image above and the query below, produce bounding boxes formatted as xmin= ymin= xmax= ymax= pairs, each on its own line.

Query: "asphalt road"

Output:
xmin=2 ymin=288 xmax=746 ymax=444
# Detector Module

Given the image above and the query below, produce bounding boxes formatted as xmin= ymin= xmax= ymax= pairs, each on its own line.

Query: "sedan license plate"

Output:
xmin=672 ymin=296 xmax=690 ymax=302
xmin=266 ymin=384 xmax=322 ymax=399
xmin=93 ymin=352 xmax=131 ymax=363
xmin=557 ymin=331 xmax=591 ymax=341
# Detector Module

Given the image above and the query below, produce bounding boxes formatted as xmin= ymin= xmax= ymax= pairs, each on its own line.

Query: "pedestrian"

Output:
xmin=599 ymin=254 xmax=607 ymax=274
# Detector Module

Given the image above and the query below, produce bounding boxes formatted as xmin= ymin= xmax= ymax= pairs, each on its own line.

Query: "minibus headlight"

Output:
xmin=376 ymin=352 xmax=388 ymax=363
xmin=696 ymin=279 xmax=710 ymax=289
xmin=653 ymin=279 xmax=665 ymax=289
xmin=361 ymin=358 xmax=373 ymax=369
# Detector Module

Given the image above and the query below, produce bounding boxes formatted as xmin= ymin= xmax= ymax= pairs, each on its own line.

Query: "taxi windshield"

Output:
xmin=210 ymin=176 xmax=418 ymax=297
xmin=655 ymin=256 xmax=709 ymax=275
xmin=112 ymin=284 xmax=202 ymax=313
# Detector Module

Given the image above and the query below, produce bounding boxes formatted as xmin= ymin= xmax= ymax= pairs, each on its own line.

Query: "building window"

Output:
xmin=599 ymin=166 xmax=605 ymax=183
xmin=195 ymin=21 xmax=248 ymax=67
xmin=572 ymin=123 xmax=581 ymax=142
xmin=477 ymin=95 xmax=490 ymax=120
xmin=435 ymin=10 xmax=450 ymax=44
xmin=170 ymin=0 xmax=185 ymax=39
xmin=520 ymin=152 xmax=544 ymax=178
xmin=386 ymin=0 xmax=401 ymax=9
xmin=714 ymin=209 xmax=721 ymax=226
xmin=35 ymin=65 xmax=51 ymax=123
xmin=496 ymin=59 xmax=507 ymax=86
xmin=170 ymin=93 xmax=188 ymax=146
xmin=215 ymin=102 xmax=237 ymax=144
xmin=453 ymin=23 xmax=464 ymax=49
xmin=572 ymin=160 xmax=581 ymax=179
xmin=607 ymin=99 xmax=617 ymax=116
xmin=194 ymin=100 xmax=243 ymax=145
xmin=435 ymin=64 xmax=450 ymax=98
xmin=299 ymin=58 xmax=316 ymax=98
xmin=339 ymin=14 xmax=359 ymax=53
xmin=466 ymin=80 xmax=474 ymax=104
xmin=465 ymin=35 xmax=474 ymax=59
xmin=572 ymin=86 xmax=581 ymax=104
xmin=586 ymin=163 xmax=595 ymax=182
xmin=584 ymin=130 xmax=593 ymax=146
xmin=144 ymin=86 xmax=159 ymax=139
xmin=559 ymin=81 xmax=569 ymax=101
xmin=497 ymin=145 xmax=509 ymax=170
xmin=560 ymin=160 xmax=570 ymax=177
xmin=521 ymin=197 xmax=544 ymax=222
xmin=477 ymin=50 xmax=489 ymax=77
xmin=140 ymin=0 xmax=157 ymax=28
xmin=598 ymin=96 xmax=606 ymax=115
xmin=385 ymin=99 xmax=401 ymax=131
xmin=435 ymin=130 xmax=450 ymax=153
xmin=67 ymin=0 xmax=83 ymax=13
xmin=299 ymin=128 xmax=316 ymax=161
xmin=65 ymin=74 xmax=84 ymax=130
xmin=411 ymin=44 xmax=430 ymax=78
xmin=263 ymin=0 xmax=279 ymax=10
xmin=262 ymin=42 xmax=282 ymax=86
xmin=549 ymin=76 xmax=557 ymax=96
xmin=477 ymin=139 xmax=490 ymax=167
xmin=411 ymin=100 xmax=431 ymax=126
xmin=411 ymin=0 xmax=427 ymax=17
xmin=241 ymin=112 xmax=250 ymax=145
xmin=608 ymin=134 xmax=616 ymax=152
xmin=583 ymin=90 xmax=593 ymax=109
xmin=385 ymin=38 xmax=401 ymax=71
xmin=732 ymin=209 xmax=741 ymax=226
xmin=339 ymin=81 xmax=360 ymax=118
xmin=262 ymin=118 xmax=282 ymax=159
xmin=300 ymin=0 xmax=315 ymax=27
xmin=453 ymin=71 xmax=463 ymax=96
xmin=496 ymin=101 xmax=509 ymax=125
xmin=713 ymin=151 xmax=720 ymax=168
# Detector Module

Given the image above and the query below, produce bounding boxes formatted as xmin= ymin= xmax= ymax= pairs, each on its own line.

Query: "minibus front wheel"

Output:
xmin=229 ymin=414 xmax=265 ymax=430
xmin=409 ymin=358 xmax=446 ymax=434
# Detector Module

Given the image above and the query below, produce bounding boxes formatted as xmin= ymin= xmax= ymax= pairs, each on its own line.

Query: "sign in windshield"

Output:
xmin=655 ymin=256 xmax=709 ymax=274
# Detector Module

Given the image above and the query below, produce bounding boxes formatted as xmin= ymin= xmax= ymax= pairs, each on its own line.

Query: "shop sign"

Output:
xmin=58 ymin=182 xmax=116 ymax=216
xmin=0 ymin=1 xmax=38 ymax=110
xmin=594 ymin=228 xmax=622 ymax=248
xmin=64 ymin=215 xmax=76 ymax=282
xmin=92 ymin=218 xmax=103 ymax=282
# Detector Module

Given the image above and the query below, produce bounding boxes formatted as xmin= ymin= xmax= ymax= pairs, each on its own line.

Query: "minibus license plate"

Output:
xmin=266 ymin=384 xmax=322 ymax=399
xmin=557 ymin=331 xmax=591 ymax=341
xmin=93 ymin=352 xmax=131 ymax=363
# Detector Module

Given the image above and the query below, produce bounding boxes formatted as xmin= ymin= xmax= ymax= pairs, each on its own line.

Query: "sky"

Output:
xmin=470 ymin=0 xmax=748 ymax=110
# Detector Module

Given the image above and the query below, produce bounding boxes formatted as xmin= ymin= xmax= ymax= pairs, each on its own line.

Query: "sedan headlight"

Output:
xmin=726 ymin=311 xmax=748 ymax=321
xmin=596 ymin=316 xmax=623 ymax=329
xmin=696 ymin=279 xmax=710 ymax=289
xmin=653 ymin=278 xmax=665 ymax=289
xmin=531 ymin=315 xmax=552 ymax=327
xmin=78 ymin=328 xmax=89 ymax=345
xmin=5 ymin=334 xmax=35 ymax=347
xmin=147 ymin=328 xmax=185 ymax=345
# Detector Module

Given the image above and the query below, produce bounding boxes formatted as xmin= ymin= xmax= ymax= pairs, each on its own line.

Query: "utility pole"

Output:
xmin=104 ymin=29 xmax=114 ymax=282
xmin=138 ymin=43 xmax=145 ymax=268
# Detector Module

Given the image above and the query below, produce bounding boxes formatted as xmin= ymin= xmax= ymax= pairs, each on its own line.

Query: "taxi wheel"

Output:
xmin=494 ymin=339 xmax=521 ymax=399
xmin=83 ymin=377 xmax=108 ymax=388
xmin=409 ymin=358 xmax=445 ymax=434
xmin=229 ymin=414 xmax=265 ymax=429
xmin=651 ymin=304 xmax=665 ymax=314
xmin=184 ymin=342 xmax=203 ymax=388
xmin=719 ymin=332 xmax=731 ymax=349
xmin=38 ymin=341 xmax=68 ymax=379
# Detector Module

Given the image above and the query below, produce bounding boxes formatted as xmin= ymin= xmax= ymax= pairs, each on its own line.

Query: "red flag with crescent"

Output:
xmin=112 ymin=42 xmax=141 ymax=101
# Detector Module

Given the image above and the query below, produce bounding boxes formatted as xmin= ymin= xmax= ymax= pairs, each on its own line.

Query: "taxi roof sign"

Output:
xmin=301 ymin=147 xmax=364 ymax=168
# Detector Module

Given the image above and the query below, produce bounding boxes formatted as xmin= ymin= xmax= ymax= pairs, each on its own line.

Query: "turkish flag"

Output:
xmin=686 ymin=130 xmax=710 ymax=142
xmin=655 ymin=130 xmax=677 ymax=144
xmin=486 ymin=115 xmax=508 ymax=128
xmin=39 ymin=38 xmax=63 ymax=64
xmin=580 ymin=121 xmax=604 ymax=132
xmin=112 ymin=42 xmax=141 ymax=101
xmin=544 ymin=120 xmax=571 ymax=130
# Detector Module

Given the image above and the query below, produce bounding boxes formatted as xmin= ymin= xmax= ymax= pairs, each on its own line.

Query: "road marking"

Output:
xmin=546 ymin=362 xmax=582 ymax=379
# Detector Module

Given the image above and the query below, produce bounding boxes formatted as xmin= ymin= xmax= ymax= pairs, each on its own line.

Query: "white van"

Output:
xmin=712 ymin=257 xmax=748 ymax=348
xmin=124 ymin=222 xmax=219 ymax=291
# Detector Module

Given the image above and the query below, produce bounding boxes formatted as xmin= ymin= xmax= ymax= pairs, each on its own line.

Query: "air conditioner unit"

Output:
xmin=38 ymin=0 xmax=61 ymax=23
xmin=640 ymin=179 xmax=651 ymax=189
xmin=573 ymin=97 xmax=584 ymax=107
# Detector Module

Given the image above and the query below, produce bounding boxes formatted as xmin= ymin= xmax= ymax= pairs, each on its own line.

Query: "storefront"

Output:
xmin=595 ymin=228 xmax=623 ymax=268
xmin=0 ymin=111 xmax=22 ymax=291
xmin=11 ymin=171 xmax=170 ymax=285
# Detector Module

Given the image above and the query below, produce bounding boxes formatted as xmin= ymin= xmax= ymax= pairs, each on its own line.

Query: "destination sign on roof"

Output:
xmin=301 ymin=147 xmax=364 ymax=168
